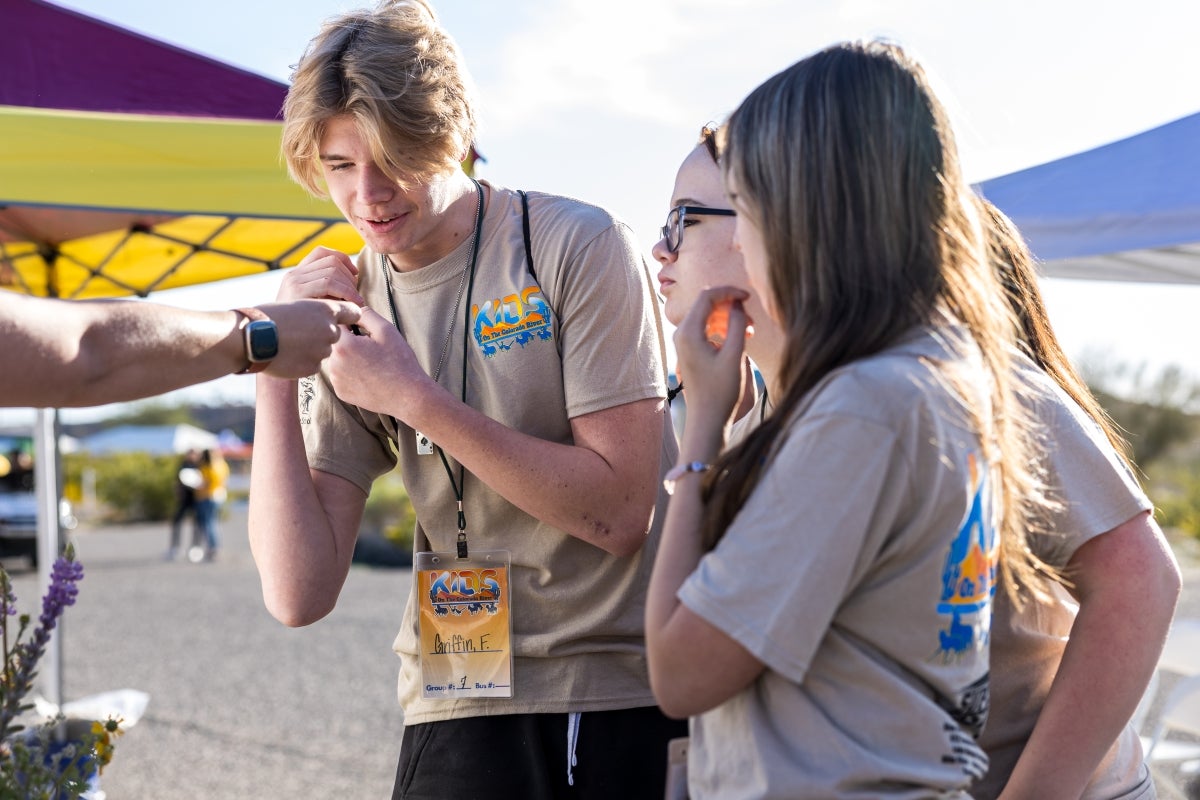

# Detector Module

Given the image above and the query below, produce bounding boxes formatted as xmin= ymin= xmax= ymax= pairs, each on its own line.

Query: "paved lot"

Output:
xmin=5 ymin=503 xmax=410 ymax=799
xmin=4 ymin=510 xmax=1199 ymax=799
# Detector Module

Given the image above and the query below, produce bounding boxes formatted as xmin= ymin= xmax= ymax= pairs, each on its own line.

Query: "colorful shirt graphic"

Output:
xmin=937 ymin=452 xmax=998 ymax=657
xmin=472 ymin=285 xmax=554 ymax=356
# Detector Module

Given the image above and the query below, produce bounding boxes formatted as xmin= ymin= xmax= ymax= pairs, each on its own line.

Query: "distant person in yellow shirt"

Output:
xmin=192 ymin=448 xmax=230 ymax=563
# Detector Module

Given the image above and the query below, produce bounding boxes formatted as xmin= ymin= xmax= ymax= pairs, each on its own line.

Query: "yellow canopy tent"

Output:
xmin=1 ymin=0 xmax=370 ymax=728
xmin=0 ymin=104 xmax=362 ymax=299
xmin=0 ymin=101 xmax=369 ymax=729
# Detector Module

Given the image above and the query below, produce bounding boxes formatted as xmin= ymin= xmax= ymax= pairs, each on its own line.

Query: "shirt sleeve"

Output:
xmin=298 ymin=368 xmax=398 ymax=495
xmin=1030 ymin=375 xmax=1152 ymax=566
xmin=678 ymin=412 xmax=911 ymax=685
xmin=550 ymin=218 xmax=668 ymax=418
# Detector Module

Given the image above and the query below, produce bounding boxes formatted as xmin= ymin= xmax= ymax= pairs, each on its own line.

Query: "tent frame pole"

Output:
xmin=33 ymin=407 xmax=63 ymax=736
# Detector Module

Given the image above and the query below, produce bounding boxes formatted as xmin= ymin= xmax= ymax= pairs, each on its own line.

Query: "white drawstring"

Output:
xmin=566 ymin=711 xmax=581 ymax=786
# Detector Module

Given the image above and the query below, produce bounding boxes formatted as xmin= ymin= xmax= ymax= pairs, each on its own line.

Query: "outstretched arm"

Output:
xmin=3 ymin=292 xmax=360 ymax=408
xmin=998 ymin=511 xmax=1181 ymax=800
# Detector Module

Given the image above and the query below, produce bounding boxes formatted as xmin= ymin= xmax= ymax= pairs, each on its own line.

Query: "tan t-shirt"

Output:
xmin=973 ymin=355 xmax=1154 ymax=800
xmin=300 ymin=183 xmax=677 ymax=724
xmin=680 ymin=326 xmax=998 ymax=799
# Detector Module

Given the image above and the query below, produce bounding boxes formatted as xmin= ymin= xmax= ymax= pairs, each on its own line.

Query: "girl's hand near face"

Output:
xmin=674 ymin=286 xmax=752 ymax=445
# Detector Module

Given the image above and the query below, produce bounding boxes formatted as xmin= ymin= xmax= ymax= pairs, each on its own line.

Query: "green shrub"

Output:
xmin=64 ymin=450 xmax=419 ymax=539
xmin=361 ymin=469 xmax=417 ymax=552
xmin=64 ymin=452 xmax=177 ymax=522
xmin=1150 ymin=463 xmax=1200 ymax=540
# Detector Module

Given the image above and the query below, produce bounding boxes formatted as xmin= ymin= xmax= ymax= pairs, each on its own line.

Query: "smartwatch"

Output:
xmin=234 ymin=307 xmax=279 ymax=374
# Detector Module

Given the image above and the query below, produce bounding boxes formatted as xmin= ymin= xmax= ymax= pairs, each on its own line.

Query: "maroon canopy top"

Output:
xmin=1 ymin=0 xmax=288 ymax=120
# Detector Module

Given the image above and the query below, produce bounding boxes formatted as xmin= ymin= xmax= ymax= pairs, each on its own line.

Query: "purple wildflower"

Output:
xmin=1 ymin=550 xmax=85 ymax=738
xmin=39 ymin=557 xmax=84 ymax=631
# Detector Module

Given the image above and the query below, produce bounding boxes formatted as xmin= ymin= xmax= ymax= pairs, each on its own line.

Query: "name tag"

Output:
xmin=414 ymin=550 xmax=514 ymax=699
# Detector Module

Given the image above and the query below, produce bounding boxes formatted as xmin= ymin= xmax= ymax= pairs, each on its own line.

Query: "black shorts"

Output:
xmin=392 ymin=706 xmax=688 ymax=800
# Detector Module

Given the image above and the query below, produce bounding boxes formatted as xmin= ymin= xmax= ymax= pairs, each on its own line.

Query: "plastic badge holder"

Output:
xmin=414 ymin=550 xmax=514 ymax=699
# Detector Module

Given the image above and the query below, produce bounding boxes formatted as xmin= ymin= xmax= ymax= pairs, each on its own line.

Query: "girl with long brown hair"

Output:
xmin=646 ymin=40 xmax=1048 ymax=798
xmin=973 ymin=200 xmax=1178 ymax=800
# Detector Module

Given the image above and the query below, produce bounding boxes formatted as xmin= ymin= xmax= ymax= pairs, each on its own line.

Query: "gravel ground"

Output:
xmin=4 ymin=509 xmax=1199 ymax=799
xmin=5 ymin=503 xmax=409 ymax=799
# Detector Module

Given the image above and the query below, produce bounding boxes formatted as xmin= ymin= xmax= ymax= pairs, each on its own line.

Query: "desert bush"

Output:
xmin=63 ymin=452 xmax=176 ymax=521
xmin=361 ymin=469 xmax=417 ymax=552
xmin=1146 ymin=457 xmax=1200 ymax=539
xmin=1081 ymin=357 xmax=1200 ymax=468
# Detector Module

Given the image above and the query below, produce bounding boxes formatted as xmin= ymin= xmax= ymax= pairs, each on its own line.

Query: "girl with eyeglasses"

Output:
xmin=652 ymin=125 xmax=783 ymax=427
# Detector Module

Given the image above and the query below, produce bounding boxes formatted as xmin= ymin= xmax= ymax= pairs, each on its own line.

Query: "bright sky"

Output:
xmin=8 ymin=0 xmax=1200 ymax=427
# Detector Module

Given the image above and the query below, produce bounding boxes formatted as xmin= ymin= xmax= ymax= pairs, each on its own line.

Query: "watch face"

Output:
xmin=246 ymin=320 xmax=279 ymax=362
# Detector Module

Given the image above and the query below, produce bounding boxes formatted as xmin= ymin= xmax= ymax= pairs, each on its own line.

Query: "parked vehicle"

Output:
xmin=0 ymin=434 xmax=75 ymax=568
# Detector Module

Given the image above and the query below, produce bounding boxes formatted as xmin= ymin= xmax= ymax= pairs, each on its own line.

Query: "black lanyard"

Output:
xmin=380 ymin=178 xmax=484 ymax=558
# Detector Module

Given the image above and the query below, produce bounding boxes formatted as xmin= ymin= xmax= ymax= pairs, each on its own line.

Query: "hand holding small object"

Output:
xmin=704 ymin=298 xmax=756 ymax=348
xmin=674 ymin=286 xmax=752 ymax=438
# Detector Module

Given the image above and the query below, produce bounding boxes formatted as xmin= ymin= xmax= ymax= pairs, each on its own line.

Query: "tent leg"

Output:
xmin=34 ymin=408 xmax=63 ymax=730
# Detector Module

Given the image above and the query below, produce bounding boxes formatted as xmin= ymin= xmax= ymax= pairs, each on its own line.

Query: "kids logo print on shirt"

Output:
xmin=935 ymin=452 xmax=998 ymax=738
xmin=472 ymin=285 xmax=553 ymax=357
xmin=937 ymin=452 xmax=999 ymax=654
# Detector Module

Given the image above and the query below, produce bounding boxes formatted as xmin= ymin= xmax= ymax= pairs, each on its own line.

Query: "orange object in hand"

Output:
xmin=705 ymin=300 xmax=753 ymax=347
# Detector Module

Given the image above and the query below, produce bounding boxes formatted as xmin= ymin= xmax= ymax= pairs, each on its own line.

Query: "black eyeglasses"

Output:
xmin=660 ymin=205 xmax=735 ymax=254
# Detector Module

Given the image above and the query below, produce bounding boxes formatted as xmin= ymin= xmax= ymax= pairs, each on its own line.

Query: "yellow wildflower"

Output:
xmin=90 ymin=716 xmax=124 ymax=774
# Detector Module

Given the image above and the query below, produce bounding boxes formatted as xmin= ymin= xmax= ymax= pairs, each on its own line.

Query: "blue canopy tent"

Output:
xmin=977 ymin=110 xmax=1200 ymax=284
